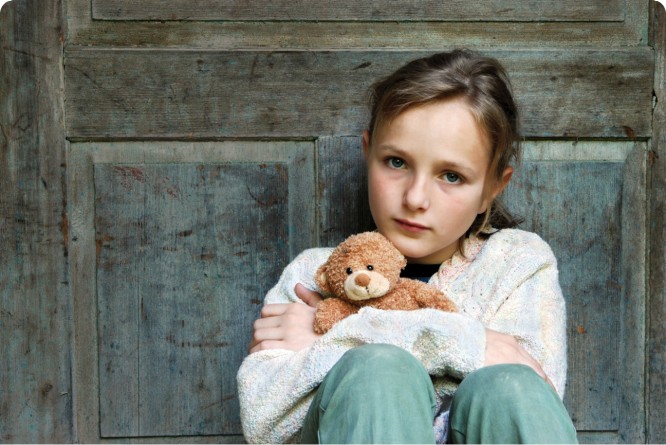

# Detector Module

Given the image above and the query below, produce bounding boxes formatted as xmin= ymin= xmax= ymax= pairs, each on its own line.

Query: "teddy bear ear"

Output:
xmin=315 ymin=265 xmax=332 ymax=294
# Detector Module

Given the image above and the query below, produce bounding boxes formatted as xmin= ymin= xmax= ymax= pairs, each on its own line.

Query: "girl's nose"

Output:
xmin=403 ymin=175 xmax=430 ymax=211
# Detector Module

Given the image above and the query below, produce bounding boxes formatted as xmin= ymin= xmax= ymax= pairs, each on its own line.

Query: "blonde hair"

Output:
xmin=367 ymin=49 xmax=522 ymax=238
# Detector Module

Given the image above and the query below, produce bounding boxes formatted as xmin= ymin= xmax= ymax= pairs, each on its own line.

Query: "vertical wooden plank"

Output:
xmin=0 ymin=0 xmax=71 ymax=442
xmin=617 ymin=144 xmax=647 ymax=444
xmin=95 ymin=165 xmax=143 ymax=437
xmin=316 ymin=136 xmax=374 ymax=247
xmin=648 ymin=1 xmax=666 ymax=442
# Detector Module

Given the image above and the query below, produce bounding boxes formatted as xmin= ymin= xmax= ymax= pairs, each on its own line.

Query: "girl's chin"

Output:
xmin=389 ymin=242 xmax=433 ymax=262
xmin=391 ymin=239 xmax=457 ymax=264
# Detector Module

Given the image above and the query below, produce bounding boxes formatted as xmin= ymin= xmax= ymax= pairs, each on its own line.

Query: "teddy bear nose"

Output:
xmin=355 ymin=273 xmax=371 ymax=287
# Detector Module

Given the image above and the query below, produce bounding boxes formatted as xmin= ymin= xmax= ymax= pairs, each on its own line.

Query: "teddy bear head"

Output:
xmin=315 ymin=232 xmax=407 ymax=302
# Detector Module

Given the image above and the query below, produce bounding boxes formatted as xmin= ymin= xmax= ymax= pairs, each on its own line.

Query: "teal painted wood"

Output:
xmin=502 ymin=144 xmax=646 ymax=442
xmin=505 ymin=161 xmax=624 ymax=431
xmin=95 ymin=162 xmax=289 ymax=437
xmin=91 ymin=0 xmax=623 ymax=22
xmin=68 ymin=141 xmax=315 ymax=442
xmin=63 ymin=49 xmax=653 ymax=140
xmin=648 ymin=1 xmax=666 ymax=443
xmin=0 ymin=0 xmax=72 ymax=442
xmin=316 ymin=137 xmax=374 ymax=247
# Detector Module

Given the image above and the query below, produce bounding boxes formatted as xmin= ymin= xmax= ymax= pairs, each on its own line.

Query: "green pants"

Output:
xmin=301 ymin=344 xmax=578 ymax=444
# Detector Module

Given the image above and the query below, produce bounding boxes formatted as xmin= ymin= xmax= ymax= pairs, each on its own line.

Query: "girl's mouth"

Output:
xmin=395 ymin=218 xmax=429 ymax=232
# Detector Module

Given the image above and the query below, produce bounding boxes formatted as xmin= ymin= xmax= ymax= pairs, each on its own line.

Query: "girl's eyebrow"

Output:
xmin=375 ymin=143 xmax=404 ymax=155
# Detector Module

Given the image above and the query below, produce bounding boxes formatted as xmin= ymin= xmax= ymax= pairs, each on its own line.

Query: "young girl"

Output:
xmin=237 ymin=49 xmax=578 ymax=444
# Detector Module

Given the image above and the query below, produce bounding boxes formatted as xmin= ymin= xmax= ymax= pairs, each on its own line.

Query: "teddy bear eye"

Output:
xmin=346 ymin=267 xmax=353 ymax=275
xmin=367 ymin=265 xmax=373 ymax=271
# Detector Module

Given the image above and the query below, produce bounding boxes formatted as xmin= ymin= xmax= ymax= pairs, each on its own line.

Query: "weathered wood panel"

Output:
xmin=510 ymin=161 xmax=624 ymax=430
xmin=0 ymin=0 xmax=71 ymax=442
xmin=92 ymin=0 xmax=623 ymax=22
xmin=648 ymin=1 xmax=666 ymax=443
xmin=67 ymin=21 xmax=650 ymax=50
xmin=503 ymin=142 xmax=646 ymax=442
xmin=64 ymin=49 xmax=654 ymax=140
xmin=68 ymin=141 xmax=315 ymax=442
xmin=96 ymin=163 xmax=288 ymax=437
xmin=68 ymin=0 xmax=648 ymax=49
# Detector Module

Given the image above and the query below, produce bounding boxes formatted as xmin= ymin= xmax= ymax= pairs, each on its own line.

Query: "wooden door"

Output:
xmin=3 ymin=0 xmax=666 ymax=442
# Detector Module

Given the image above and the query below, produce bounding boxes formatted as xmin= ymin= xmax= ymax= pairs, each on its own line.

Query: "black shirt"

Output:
xmin=401 ymin=263 xmax=441 ymax=283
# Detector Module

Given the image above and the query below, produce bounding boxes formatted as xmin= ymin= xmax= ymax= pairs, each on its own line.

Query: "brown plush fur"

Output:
xmin=313 ymin=232 xmax=457 ymax=334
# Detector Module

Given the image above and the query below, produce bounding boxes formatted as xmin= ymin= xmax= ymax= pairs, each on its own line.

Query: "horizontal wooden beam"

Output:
xmin=92 ymin=0 xmax=623 ymax=22
xmin=64 ymin=49 xmax=654 ymax=139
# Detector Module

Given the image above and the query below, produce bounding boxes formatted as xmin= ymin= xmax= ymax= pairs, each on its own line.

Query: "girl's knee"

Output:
xmin=450 ymin=365 xmax=577 ymax=443
xmin=334 ymin=344 xmax=430 ymax=386
xmin=460 ymin=364 xmax=545 ymax=395
xmin=452 ymin=364 xmax=565 ymax=417
xmin=340 ymin=343 xmax=417 ymax=369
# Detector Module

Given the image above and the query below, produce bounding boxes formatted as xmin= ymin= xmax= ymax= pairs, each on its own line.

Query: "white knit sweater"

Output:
xmin=237 ymin=229 xmax=567 ymax=443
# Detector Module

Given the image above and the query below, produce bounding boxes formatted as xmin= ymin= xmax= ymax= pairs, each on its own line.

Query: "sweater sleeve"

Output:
xmin=236 ymin=249 xmax=487 ymax=443
xmin=481 ymin=232 xmax=568 ymax=398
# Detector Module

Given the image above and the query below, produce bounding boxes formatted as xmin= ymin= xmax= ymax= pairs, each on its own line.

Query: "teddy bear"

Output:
xmin=313 ymin=231 xmax=457 ymax=334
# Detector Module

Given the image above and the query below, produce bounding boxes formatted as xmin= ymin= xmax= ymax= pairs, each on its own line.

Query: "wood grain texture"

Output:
xmin=502 ymin=143 xmax=646 ymax=441
xmin=648 ymin=1 xmax=666 ymax=442
xmin=95 ymin=163 xmax=288 ymax=437
xmin=92 ymin=0 xmax=623 ymax=22
xmin=67 ymin=0 xmax=648 ymax=49
xmin=0 ymin=0 xmax=71 ymax=442
xmin=67 ymin=21 xmax=649 ymax=50
xmin=64 ymin=49 xmax=654 ymax=140
xmin=316 ymin=137 xmax=374 ymax=246
xmin=68 ymin=141 xmax=315 ymax=442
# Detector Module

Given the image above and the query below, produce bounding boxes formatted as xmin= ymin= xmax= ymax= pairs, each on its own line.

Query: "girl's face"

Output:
xmin=363 ymin=97 xmax=512 ymax=264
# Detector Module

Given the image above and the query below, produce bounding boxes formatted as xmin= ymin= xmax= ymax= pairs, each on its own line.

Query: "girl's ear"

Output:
xmin=494 ymin=166 xmax=514 ymax=198
xmin=480 ymin=167 xmax=514 ymax=214
xmin=362 ymin=130 xmax=371 ymax=160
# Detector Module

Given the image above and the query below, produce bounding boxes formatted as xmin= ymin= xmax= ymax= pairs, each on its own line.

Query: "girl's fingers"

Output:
xmin=253 ymin=326 xmax=283 ymax=342
xmin=260 ymin=303 xmax=290 ymax=317
xmin=294 ymin=283 xmax=323 ymax=307
xmin=249 ymin=299 xmax=321 ymax=353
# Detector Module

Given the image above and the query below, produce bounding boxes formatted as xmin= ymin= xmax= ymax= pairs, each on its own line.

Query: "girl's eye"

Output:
xmin=443 ymin=172 xmax=462 ymax=184
xmin=387 ymin=157 xmax=405 ymax=169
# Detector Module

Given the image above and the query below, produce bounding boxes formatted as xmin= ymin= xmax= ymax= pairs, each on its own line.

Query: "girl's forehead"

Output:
xmin=374 ymin=100 xmax=491 ymax=154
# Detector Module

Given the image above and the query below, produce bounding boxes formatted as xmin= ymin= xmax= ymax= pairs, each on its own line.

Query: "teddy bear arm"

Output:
xmin=314 ymin=298 xmax=360 ymax=334
xmin=407 ymin=280 xmax=458 ymax=313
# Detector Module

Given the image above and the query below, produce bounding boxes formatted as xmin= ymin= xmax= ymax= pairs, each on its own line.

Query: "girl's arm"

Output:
xmin=484 ymin=328 xmax=555 ymax=389
xmin=481 ymin=248 xmax=568 ymax=397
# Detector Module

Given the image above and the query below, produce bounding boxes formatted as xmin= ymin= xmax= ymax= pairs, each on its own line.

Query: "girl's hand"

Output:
xmin=249 ymin=284 xmax=323 ymax=353
xmin=484 ymin=328 xmax=555 ymax=390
